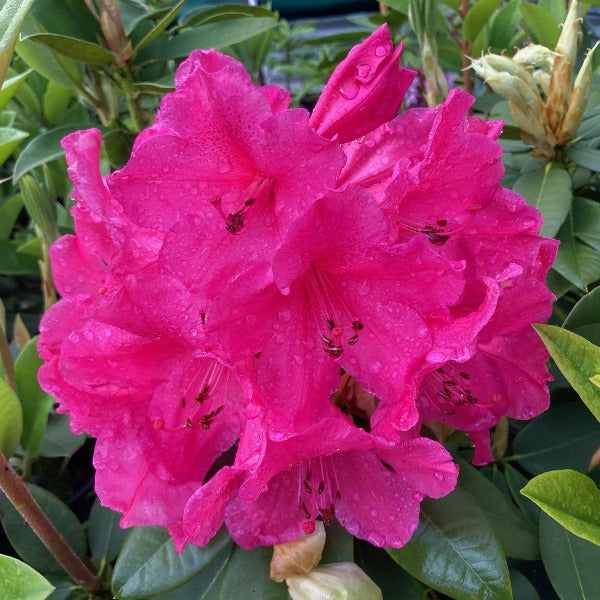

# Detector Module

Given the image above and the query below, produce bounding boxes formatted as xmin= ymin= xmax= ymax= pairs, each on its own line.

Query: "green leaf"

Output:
xmin=132 ymin=81 xmax=175 ymax=96
xmin=29 ymin=0 xmax=102 ymax=43
xmin=218 ymin=545 xmax=288 ymax=600
xmin=567 ymin=147 xmax=600 ymax=171
xmin=0 ymin=69 xmax=31 ymax=111
xmin=138 ymin=17 xmax=278 ymax=62
xmin=554 ymin=210 xmax=600 ymax=291
xmin=504 ymin=464 xmax=540 ymax=523
xmin=456 ymin=457 xmax=539 ymax=559
xmin=488 ymin=1 xmax=521 ymax=51
xmin=511 ymin=401 xmax=600 ymax=475
xmin=152 ymin=543 xmax=233 ymax=600
xmin=0 ymin=377 xmax=22 ymax=457
xmin=539 ymin=513 xmax=600 ymax=599
xmin=522 ymin=470 xmax=600 ymax=545
xmin=0 ymin=0 xmax=36 ymax=85
xmin=0 ymin=484 xmax=86 ymax=575
xmin=509 ymin=568 xmax=540 ymax=600
xmin=38 ymin=413 xmax=85 ymax=458
xmin=0 ymin=240 xmax=39 ymax=274
xmin=320 ymin=521 xmax=354 ymax=564
xmin=0 ymin=554 xmax=54 ymax=600
xmin=463 ymin=0 xmax=501 ymax=44
xmin=16 ymin=37 xmax=81 ymax=88
xmin=14 ymin=336 xmax=54 ymax=457
xmin=512 ymin=165 xmax=572 ymax=238
xmin=534 ymin=325 xmax=600 ymax=422
xmin=179 ymin=4 xmax=277 ymax=28
xmin=0 ymin=194 xmax=23 ymax=239
xmin=0 ymin=126 xmax=28 ymax=166
xmin=88 ymin=499 xmax=128 ymax=565
xmin=23 ymin=33 xmax=114 ymax=66
xmin=387 ymin=487 xmax=512 ymax=600
xmin=520 ymin=2 xmax=561 ymax=48
xmin=564 ymin=281 xmax=600 ymax=335
xmin=13 ymin=125 xmax=85 ymax=181
xmin=573 ymin=197 xmax=600 ymax=256
xmin=539 ymin=0 xmax=567 ymax=23
xmin=43 ymin=81 xmax=73 ymax=125
xmin=112 ymin=527 xmax=230 ymax=599
xmin=133 ymin=0 xmax=186 ymax=57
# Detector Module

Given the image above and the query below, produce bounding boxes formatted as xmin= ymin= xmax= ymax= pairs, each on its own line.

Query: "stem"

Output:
xmin=0 ymin=453 xmax=100 ymax=593
xmin=460 ymin=0 xmax=472 ymax=97
xmin=0 ymin=323 xmax=16 ymax=392
xmin=119 ymin=69 xmax=144 ymax=133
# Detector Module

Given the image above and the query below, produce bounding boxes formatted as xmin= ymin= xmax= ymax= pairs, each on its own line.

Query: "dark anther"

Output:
xmin=320 ymin=506 xmax=334 ymax=525
xmin=303 ymin=479 xmax=312 ymax=494
xmin=348 ymin=334 xmax=359 ymax=345
xmin=437 ymin=219 xmax=448 ymax=227
xmin=436 ymin=367 xmax=445 ymax=373
xmin=301 ymin=501 xmax=311 ymax=519
xmin=225 ymin=210 xmax=245 ymax=234
xmin=326 ymin=317 xmax=335 ymax=331
xmin=322 ymin=335 xmax=333 ymax=345
xmin=459 ymin=371 xmax=470 ymax=380
xmin=444 ymin=409 xmax=456 ymax=415
xmin=180 ymin=397 xmax=186 ymax=408
xmin=195 ymin=384 xmax=210 ymax=403
xmin=317 ymin=481 xmax=325 ymax=495
xmin=245 ymin=197 xmax=256 ymax=207
xmin=200 ymin=312 xmax=206 ymax=326
xmin=185 ymin=418 xmax=193 ymax=429
xmin=305 ymin=468 xmax=311 ymax=481
xmin=351 ymin=320 xmax=364 ymax=331
xmin=444 ymin=380 xmax=458 ymax=386
xmin=335 ymin=490 xmax=341 ymax=501
xmin=324 ymin=346 xmax=343 ymax=357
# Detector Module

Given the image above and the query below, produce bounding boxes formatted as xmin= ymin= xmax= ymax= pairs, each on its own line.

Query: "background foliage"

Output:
xmin=0 ymin=1 xmax=600 ymax=598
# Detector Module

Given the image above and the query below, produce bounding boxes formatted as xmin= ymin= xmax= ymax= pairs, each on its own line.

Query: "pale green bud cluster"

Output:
xmin=470 ymin=0 xmax=596 ymax=158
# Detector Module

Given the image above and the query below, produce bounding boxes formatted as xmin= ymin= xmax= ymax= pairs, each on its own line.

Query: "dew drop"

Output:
xmin=339 ymin=80 xmax=359 ymax=100
xmin=375 ymin=45 xmax=388 ymax=57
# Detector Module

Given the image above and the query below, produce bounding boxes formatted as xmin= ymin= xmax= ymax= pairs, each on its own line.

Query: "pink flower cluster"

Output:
xmin=38 ymin=25 xmax=556 ymax=550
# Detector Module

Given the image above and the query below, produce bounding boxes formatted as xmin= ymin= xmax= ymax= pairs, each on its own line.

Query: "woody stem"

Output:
xmin=0 ymin=453 xmax=101 ymax=593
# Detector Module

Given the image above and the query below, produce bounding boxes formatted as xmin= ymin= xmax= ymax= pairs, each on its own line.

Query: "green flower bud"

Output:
xmin=558 ymin=41 xmax=600 ymax=144
xmin=286 ymin=563 xmax=383 ymax=600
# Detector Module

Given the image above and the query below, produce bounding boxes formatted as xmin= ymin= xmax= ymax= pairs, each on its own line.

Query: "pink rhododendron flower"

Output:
xmin=38 ymin=22 xmax=556 ymax=555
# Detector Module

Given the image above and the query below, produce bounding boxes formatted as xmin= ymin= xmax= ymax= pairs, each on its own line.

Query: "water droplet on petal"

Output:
xmin=339 ymin=80 xmax=359 ymax=100
xmin=375 ymin=45 xmax=388 ymax=57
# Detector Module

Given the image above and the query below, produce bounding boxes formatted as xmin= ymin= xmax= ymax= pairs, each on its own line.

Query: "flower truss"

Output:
xmin=38 ymin=24 xmax=556 ymax=551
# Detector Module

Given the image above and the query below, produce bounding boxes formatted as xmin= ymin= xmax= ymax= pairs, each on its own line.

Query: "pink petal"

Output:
xmin=260 ymin=84 xmax=291 ymax=112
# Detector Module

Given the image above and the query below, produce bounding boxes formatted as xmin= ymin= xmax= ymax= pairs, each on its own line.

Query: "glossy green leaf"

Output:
xmin=534 ymin=325 xmax=600 ymax=422
xmin=112 ymin=527 xmax=230 ymax=599
xmin=218 ymin=545 xmax=288 ymax=600
xmin=0 ymin=0 xmax=36 ymax=85
xmin=88 ymin=499 xmax=128 ymax=565
xmin=554 ymin=210 xmax=600 ymax=291
xmin=0 ymin=240 xmax=39 ymax=274
xmin=0 ymin=554 xmax=54 ymax=600
xmin=24 ymin=33 xmax=114 ymax=66
xmin=539 ymin=513 xmax=600 ymax=599
xmin=0 ymin=126 xmax=28 ymax=166
xmin=511 ymin=402 xmax=600 ymax=475
xmin=463 ymin=0 xmax=501 ymax=44
xmin=180 ymin=4 xmax=277 ymax=28
xmin=456 ymin=457 xmax=539 ymax=559
xmin=14 ymin=336 xmax=54 ymax=457
xmin=488 ymin=1 xmax=521 ymax=51
xmin=358 ymin=544 xmax=422 ymax=600
xmin=38 ymin=413 xmax=85 ymax=458
xmin=0 ymin=484 xmax=86 ymax=575
xmin=29 ymin=0 xmax=102 ymax=43
xmin=522 ymin=470 xmax=600 ymax=545
xmin=0 ymin=194 xmax=23 ymax=239
xmin=133 ymin=0 xmax=185 ymax=57
xmin=0 ymin=69 xmax=31 ymax=111
xmin=152 ymin=543 xmax=233 ymax=600
xmin=43 ymin=81 xmax=73 ymax=125
xmin=15 ymin=37 xmax=81 ymax=88
xmin=133 ymin=81 xmax=175 ymax=96
xmin=573 ymin=197 xmax=600 ymax=256
xmin=0 ymin=377 xmax=22 ymax=457
xmin=509 ymin=568 xmax=540 ymax=600
xmin=504 ymin=464 xmax=540 ymax=523
xmin=138 ymin=17 xmax=278 ymax=62
xmin=539 ymin=0 xmax=567 ymax=22
xmin=520 ymin=2 xmax=561 ymax=48
xmin=13 ymin=125 xmax=85 ymax=181
xmin=387 ymin=487 xmax=512 ymax=600
xmin=513 ymin=166 xmax=572 ymax=238
xmin=564 ymin=287 xmax=600 ymax=333
xmin=568 ymin=147 xmax=600 ymax=171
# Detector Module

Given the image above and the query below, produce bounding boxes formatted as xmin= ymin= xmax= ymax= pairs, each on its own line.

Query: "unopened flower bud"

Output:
xmin=270 ymin=521 xmax=326 ymax=582
xmin=547 ymin=0 xmax=584 ymax=132
xmin=94 ymin=0 xmax=132 ymax=66
xmin=558 ymin=41 xmax=599 ymax=144
xmin=478 ymin=53 xmax=539 ymax=91
xmin=513 ymin=44 xmax=555 ymax=73
xmin=286 ymin=562 xmax=383 ymax=600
